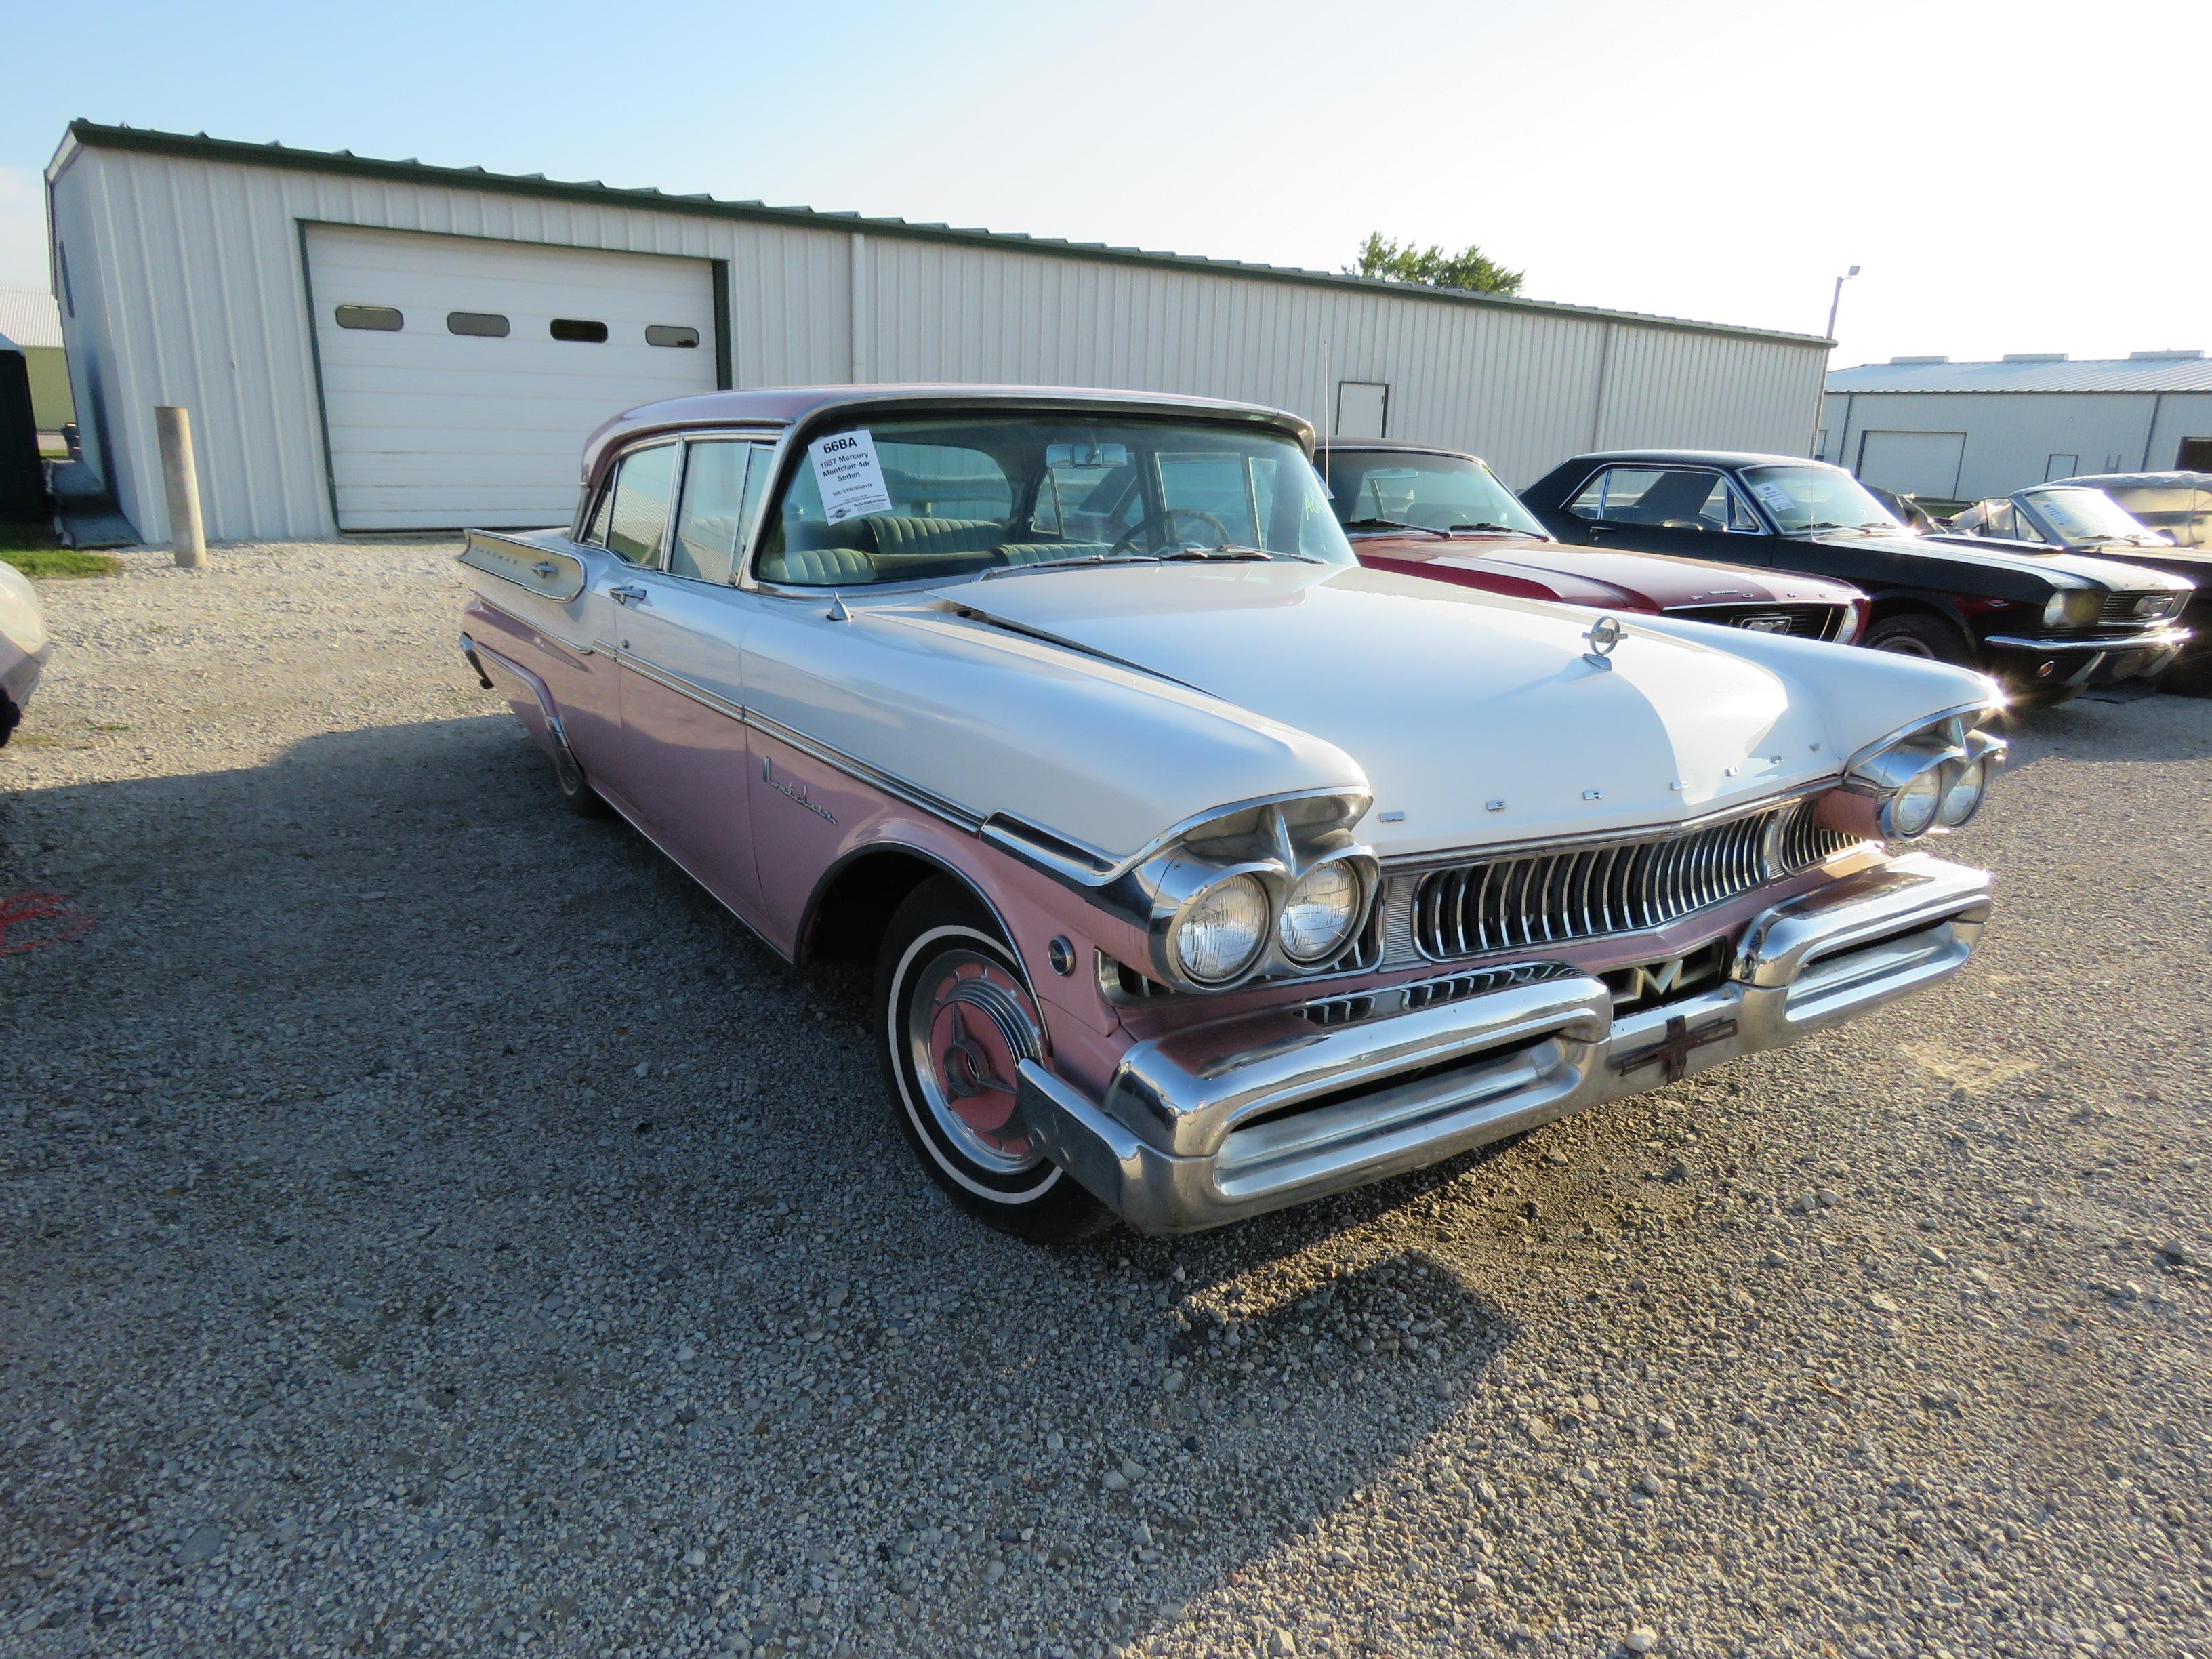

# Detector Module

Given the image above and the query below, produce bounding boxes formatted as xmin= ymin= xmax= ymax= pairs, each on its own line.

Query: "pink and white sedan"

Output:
xmin=458 ymin=386 xmax=2007 ymax=1240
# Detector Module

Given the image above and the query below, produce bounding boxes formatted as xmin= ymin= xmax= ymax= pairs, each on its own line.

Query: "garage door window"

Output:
xmin=550 ymin=318 xmax=609 ymax=343
xmin=645 ymin=325 xmax=700 ymax=348
xmin=592 ymin=445 xmax=678 ymax=566
xmin=335 ymin=304 xmax=403 ymax=331
xmin=447 ymin=311 xmax=509 ymax=337
xmin=670 ymin=441 xmax=769 ymax=584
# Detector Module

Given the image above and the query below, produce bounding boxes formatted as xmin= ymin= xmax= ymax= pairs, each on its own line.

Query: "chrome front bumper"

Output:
xmin=1985 ymin=626 xmax=2189 ymax=685
xmin=1019 ymin=853 xmax=1992 ymax=1234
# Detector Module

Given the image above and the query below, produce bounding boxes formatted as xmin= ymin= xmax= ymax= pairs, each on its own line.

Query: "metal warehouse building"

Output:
xmin=47 ymin=121 xmax=1830 ymax=544
xmin=1820 ymin=352 xmax=2212 ymax=502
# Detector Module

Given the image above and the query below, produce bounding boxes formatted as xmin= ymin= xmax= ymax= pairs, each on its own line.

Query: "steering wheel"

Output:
xmin=1109 ymin=506 xmax=1232 ymax=559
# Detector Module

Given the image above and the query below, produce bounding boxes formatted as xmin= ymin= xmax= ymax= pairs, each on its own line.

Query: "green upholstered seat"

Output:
xmin=863 ymin=517 xmax=1006 ymax=559
xmin=759 ymin=544 xmax=878 ymax=585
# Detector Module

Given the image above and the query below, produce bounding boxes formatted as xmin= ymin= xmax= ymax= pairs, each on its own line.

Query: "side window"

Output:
xmin=603 ymin=445 xmax=678 ymax=567
xmin=2008 ymin=504 xmax=2049 ymax=544
xmin=670 ymin=441 xmax=766 ymax=583
xmin=1717 ymin=480 xmax=1764 ymax=533
xmin=1566 ymin=467 xmax=1662 ymax=523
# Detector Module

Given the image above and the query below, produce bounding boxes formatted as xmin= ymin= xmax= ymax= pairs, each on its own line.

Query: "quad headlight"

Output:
xmin=1120 ymin=796 xmax=1379 ymax=992
xmin=1172 ymin=873 xmax=1271 ymax=984
xmin=1822 ymin=714 xmax=2007 ymax=843
xmin=1277 ymin=859 xmax=1366 ymax=964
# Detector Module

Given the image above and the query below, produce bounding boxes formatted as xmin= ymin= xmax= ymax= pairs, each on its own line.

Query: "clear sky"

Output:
xmin=4 ymin=0 xmax=2205 ymax=370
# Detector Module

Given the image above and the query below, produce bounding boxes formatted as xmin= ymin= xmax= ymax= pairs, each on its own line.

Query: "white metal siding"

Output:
xmin=305 ymin=226 xmax=716 ymax=529
xmin=1820 ymin=388 xmax=2212 ymax=499
xmin=1856 ymin=431 xmax=1967 ymax=498
xmin=50 ymin=140 xmax=1832 ymax=543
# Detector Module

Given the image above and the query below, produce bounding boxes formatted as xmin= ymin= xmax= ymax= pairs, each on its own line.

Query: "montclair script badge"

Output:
xmin=1582 ymin=615 xmax=1624 ymax=670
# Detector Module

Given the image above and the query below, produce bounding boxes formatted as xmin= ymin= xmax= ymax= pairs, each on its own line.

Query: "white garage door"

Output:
xmin=306 ymin=226 xmax=718 ymax=531
xmin=1855 ymin=430 xmax=1967 ymax=500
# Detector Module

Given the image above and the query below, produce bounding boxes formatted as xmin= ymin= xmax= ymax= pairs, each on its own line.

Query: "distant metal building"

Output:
xmin=47 ymin=121 xmax=1831 ymax=544
xmin=1820 ymin=353 xmax=2212 ymax=502
xmin=0 ymin=285 xmax=74 ymax=433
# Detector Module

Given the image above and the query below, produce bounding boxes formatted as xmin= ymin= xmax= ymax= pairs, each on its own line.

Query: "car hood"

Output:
xmin=1811 ymin=531 xmax=2188 ymax=591
xmin=913 ymin=562 xmax=1987 ymax=859
xmin=1354 ymin=533 xmax=1855 ymax=610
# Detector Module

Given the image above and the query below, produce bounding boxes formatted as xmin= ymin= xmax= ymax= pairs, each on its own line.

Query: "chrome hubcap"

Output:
xmin=906 ymin=949 xmax=1046 ymax=1172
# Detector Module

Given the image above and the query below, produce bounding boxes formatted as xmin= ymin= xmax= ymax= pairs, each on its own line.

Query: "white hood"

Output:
xmin=930 ymin=562 xmax=1993 ymax=858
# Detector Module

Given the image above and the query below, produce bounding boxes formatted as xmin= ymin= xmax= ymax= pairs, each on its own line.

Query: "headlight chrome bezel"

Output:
xmin=1132 ymin=796 xmax=1380 ymax=993
xmin=1826 ymin=710 xmax=2007 ymax=844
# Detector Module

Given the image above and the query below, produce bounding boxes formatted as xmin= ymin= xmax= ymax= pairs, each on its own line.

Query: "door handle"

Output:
xmin=532 ymin=560 xmax=559 ymax=577
xmin=609 ymin=584 xmax=647 ymax=607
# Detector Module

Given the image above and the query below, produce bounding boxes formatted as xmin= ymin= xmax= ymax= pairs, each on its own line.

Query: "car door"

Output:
xmin=1553 ymin=464 xmax=1778 ymax=567
xmin=594 ymin=435 xmax=773 ymax=918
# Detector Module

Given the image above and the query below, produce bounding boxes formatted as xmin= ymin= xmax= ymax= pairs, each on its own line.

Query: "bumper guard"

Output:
xmin=1019 ymin=853 xmax=1992 ymax=1233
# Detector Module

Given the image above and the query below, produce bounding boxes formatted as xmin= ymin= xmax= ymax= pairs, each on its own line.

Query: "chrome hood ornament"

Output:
xmin=1582 ymin=614 xmax=1624 ymax=669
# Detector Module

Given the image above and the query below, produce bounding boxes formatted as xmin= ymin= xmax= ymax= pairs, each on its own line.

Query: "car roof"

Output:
xmin=581 ymin=384 xmax=1313 ymax=481
xmin=1320 ymin=439 xmax=1481 ymax=462
xmin=2039 ymin=472 xmax=2212 ymax=490
xmin=1559 ymin=449 xmax=1839 ymax=471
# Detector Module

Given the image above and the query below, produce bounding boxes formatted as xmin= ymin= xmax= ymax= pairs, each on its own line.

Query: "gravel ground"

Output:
xmin=2 ymin=541 xmax=2208 ymax=1659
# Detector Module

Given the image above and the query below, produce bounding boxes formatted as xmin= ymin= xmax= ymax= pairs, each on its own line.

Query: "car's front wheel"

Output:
xmin=876 ymin=878 xmax=1111 ymax=1243
xmin=1864 ymin=613 xmax=1973 ymax=665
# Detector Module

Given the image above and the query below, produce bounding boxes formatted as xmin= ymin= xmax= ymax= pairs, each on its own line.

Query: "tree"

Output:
xmin=1346 ymin=233 xmax=1523 ymax=296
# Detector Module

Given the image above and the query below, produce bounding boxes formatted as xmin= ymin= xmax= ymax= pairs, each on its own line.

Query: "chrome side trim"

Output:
xmin=461 ymin=632 xmax=586 ymax=792
xmin=742 ymin=706 xmax=987 ymax=833
xmin=472 ymin=596 xmax=596 ymax=658
xmin=615 ymin=650 xmax=748 ymax=724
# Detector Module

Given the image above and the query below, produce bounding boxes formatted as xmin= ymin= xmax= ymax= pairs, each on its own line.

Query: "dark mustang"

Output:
xmin=1521 ymin=450 xmax=2194 ymax=705
xmin=1324 ymin=441 xmax=1866 ymax=642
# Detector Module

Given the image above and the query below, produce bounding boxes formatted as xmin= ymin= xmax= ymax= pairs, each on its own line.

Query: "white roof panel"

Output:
xmin=0 ymin=286 xmax=64 ymax=350
xmin=1827 ymin=354 xmax=2212 ymax=394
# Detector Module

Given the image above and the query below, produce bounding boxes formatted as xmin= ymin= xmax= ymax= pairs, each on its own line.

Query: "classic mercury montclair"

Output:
xmin=457 ymin=386 xmax=2007 ymax=1240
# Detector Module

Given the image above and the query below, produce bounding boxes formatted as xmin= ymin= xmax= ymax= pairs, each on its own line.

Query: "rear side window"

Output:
xmin=597 ymin=445 xmax=678 ymax=566
xmin=670 ymin=442 xmax=767 ymax=583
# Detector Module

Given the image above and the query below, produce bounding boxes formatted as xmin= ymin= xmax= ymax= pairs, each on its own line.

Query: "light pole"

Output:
xmin=1826 ymin=264 xmax=1861 ymax=342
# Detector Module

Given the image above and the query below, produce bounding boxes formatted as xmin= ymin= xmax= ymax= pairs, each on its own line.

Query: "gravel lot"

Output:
xmin=3 ymin=542 xmax=2208 ymax=1659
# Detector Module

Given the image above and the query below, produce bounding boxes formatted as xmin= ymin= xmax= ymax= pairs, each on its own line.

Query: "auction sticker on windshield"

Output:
xmin=810 ymin=430 xmax=895 ymax=523
xmin=1749 ymin=480 xmax=1797 ymax=514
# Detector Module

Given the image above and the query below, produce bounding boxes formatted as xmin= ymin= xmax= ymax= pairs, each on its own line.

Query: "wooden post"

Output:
xmin=154 ymin=405 xmax=206 ymax=569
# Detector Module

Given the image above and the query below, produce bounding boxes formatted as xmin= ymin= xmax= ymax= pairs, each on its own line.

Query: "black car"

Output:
xmin=1520 ymin=450 xmax=2194 ymax=705
xmin=1946 ymin=482 xmax=2212 ymax=691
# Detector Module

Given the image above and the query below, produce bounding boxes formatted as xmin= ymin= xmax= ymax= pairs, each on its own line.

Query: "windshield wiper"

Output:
xmin=977 ymin=553 xmax=1164 ymax=579
xmin=1163 ymin=544 xmax=1323 ymax=564
xmin=1445 ymin=521 xmax=1526 ymax=535
xmin=1340 ymin=516 xmax=1450 ymax=539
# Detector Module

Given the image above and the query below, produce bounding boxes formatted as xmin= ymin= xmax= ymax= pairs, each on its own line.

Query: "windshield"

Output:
xmin=1738 ymin=465 xmax=1904 ymax=534
xmin=1322 ymin=450 xmax=1550 ymax=538
xmin=2026 ymin=487 xmax=2171 ymax=546
xmin=754 ymin=416 xmax=1353 ymax=586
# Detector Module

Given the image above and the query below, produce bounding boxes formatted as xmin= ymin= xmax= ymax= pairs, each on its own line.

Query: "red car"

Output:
xmin=1324 ymin=441 xmax=1867 ymax=642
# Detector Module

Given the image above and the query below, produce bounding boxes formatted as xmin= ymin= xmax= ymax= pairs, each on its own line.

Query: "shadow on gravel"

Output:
xmin=3 ymin=714 xmax=1528 ymax=1658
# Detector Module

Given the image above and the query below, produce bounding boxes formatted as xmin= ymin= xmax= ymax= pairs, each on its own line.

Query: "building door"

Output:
xmin=305 ymin=225 xmax=719 ymax=531
xmin=1855 ymin=430 xmax=1966 ymax=499
xmin=1335 ymin=382 xmax=1388 ymax=439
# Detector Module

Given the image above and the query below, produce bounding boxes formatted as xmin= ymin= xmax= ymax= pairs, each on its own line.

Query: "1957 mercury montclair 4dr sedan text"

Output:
xmin=458 ymin=386 xmax=2007 ymax=1240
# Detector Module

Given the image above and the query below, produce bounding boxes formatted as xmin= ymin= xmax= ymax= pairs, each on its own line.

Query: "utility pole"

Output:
xmin=1826 ymin=264 xmax=1861 ymax=342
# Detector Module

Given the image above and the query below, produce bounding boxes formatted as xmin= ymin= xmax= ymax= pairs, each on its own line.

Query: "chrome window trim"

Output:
xmin=1566 ymin=462 xmax=1768 ymax=537
xmin=662 ymin=433 xmax=777 ymax=590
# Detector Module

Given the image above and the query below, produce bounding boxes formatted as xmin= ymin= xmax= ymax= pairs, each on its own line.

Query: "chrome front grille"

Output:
xmin=1675 ymin=602 xmax=1847 ymax=640
xmin=2100 ymin=590 xmax=2182 ymax=626
xmin=1408 ymin=798 xmax=1860 ymax=962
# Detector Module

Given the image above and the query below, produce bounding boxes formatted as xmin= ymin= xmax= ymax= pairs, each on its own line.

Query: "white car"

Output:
xmin=457 ymin=385 xmax=2007 ymax=1240
xmin=0 ymin=560 xmax=49 ymax=747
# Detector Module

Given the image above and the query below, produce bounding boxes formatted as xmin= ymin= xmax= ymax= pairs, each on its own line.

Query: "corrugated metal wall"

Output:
xmin=1818 ymin=389 xmax=2212 ymax=499
xmin=50 ymin=139 xmax=1830 ymax=544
